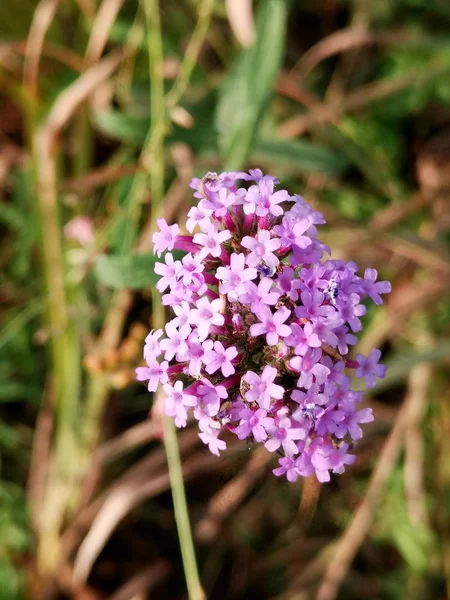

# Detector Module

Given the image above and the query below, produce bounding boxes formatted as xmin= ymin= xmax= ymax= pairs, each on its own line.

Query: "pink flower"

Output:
xmin=203 ymin=341 xmax=238 ymax=377
xmin=216 ymin=253 xmax=257 ymax=300
xmin=193 ymin=225 xmax=231 ymax=259
xmin=136 ymin=360 xmax=169 ymax=392
xmin=241 ymin=230 xmax=280 ymax=268
xmin=152 ymin=218 xmax=180 ymax=257
xmin=143 ymin=329 xmax=163 ymax=361
xmin=154 ymin=253 xmax=182 ymax=292
xmin=355 ymin=348 xmax=386 ymax=388
xmin=199 ymin=426 xmax=227 ymax=456
xmin=189 ymin=297 xmax=225 ymax=341
xmin=186 ymin=204 xmax=213 ymax=233
xmin=285 ymin=322 xmax=321 ymax=356
xmin=265 ymin=417 xmax=305 ymax=455
xmin=235 ymin=407 xmax=272 ymax=442
xmin=160 ymin=321 xmax=189 ymax=361
xmin=179 ymin=253 xmax=204 ymax=286
xmin=197 ymin=379 xmax=228 ymax=416
xmin=243 ymin=366 xmax=284 ymax=409
xmin=250 ymin=306 xmax=291 ymax=346
xmin=64 ymin=216 xmax=94 ymax=247
xmin=244 ymin=179 xmax=288 ymax=217
xmin=240 ymin=278 xmax=280 ymax=312
xmin=141 ymin=168 xmax=391 ymax=483
xmin=164 ymin=381 xmax=197 ymax=428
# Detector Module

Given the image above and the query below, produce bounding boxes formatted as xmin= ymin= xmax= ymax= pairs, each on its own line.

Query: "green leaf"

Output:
xmin=95 ymin=112 xmax=150 ymax=144
xmin=216 ymin=0 xmax=289 ymax=170
xmin=94 ymin=254 xmax=159 ymax=290
xmin=250 ymin=137 xmax=349 ymax=175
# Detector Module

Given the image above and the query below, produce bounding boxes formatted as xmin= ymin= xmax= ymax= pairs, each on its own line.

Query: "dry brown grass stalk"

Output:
xmin=84 ymin=0 xmax=125 ymax=68
xmin=23 ymin=0 xmax=60 ymax=96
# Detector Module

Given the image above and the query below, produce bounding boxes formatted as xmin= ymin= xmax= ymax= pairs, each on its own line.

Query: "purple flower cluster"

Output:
xmin=137 ymin=169 xmax=391 ymax=483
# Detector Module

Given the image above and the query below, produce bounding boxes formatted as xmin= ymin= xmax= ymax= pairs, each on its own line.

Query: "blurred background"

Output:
xmin=1 ymin=0 xmax=450 ymax=598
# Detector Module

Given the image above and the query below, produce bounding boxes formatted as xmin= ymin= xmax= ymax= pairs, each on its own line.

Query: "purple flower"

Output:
xmin=273 ymin=214 xmax=311 ymax=249
xmin=152 ymin=218 xmax=180 ymax=257
xmin=154 ymin=253 xmax=182 ymax=292
xmin=335 ymin=407 xmax=374 ymax=440
xmin=189 ymin=297 xmax=225 ymax=341
xmin=216 ymin=253 xmax=257 ymax=300
xmin=275 ymin=267 xmax=301 ymax=301
xmin=355 ymin=348 xmax=387 ymax=388
xmin=197 ymin=379 xmax=228 ymax=416
xmin=193 ymin=225 xmax=231 ymax=259
xmin=250 ymin=306 xmax=291 ymax=346
xmin=353 ymin=268 xmax=392 ymax=305
xmin=285 ymin=322 xmax=321 ymax=356
xmin=164 ymin=381 xmax=197 ymax=428
xmin=290 ymin=348 xmax=330 ymax=389
xmin=241 ymin=230 xmax=280 ymax=268
xmin=240 ymin=278 xmax=279 ymax=312
xmin=291 ymin=383 xmax=328 ymax=410
xmin=273 ymin=456 xmax=300 ymax=482
xmin=265 ymin=417 xmax=305 ymax=455
xmin=186 ymin=204 xmax=213 ymax=233
xmin=140 ymin=168 xmax=391 ymax=482
xmin=334 ymin=325 xmax=357 ymax=355
xmin=204 ymin=341 xmax=238 ymax=377
xmin=243 ymin=366 xmax=285 ymax=409
xmin=338 ymin=293 xmax=367 ymax=333
xmin=235 ymin=407 xmax=272 ymax=442
xmin=295 ymin=291 xmax=333 ymax=321
xmin=136 ymin=360 xmax=169 ymax=392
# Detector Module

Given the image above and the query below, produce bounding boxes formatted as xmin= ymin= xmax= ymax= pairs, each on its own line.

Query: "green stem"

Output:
xmin=166 ymin=0 xmax=215 ymax=110
xmin=163 ymin=410 xmax=205 ymax=600
xmin=32 ymin=122 xmax=81 ymax=574
xmin=144 ymin=0 xmax=166 ymax=220
xmin=140 ymin=2 xmax=204 ymax=599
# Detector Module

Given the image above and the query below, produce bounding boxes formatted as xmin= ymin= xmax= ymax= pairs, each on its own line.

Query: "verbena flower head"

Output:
xmin=138 ymin=170 xmax=391 ymax=483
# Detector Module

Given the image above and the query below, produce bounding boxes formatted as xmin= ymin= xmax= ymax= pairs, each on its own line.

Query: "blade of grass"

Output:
xmin=216 ymin=0 xmax=289 ymax=170
xmin=166 ymin=0 xmax=215 ymax=111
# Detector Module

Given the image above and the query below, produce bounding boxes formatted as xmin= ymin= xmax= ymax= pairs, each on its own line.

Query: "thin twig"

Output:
xmin=109 ymin=561 xmax=171 ymax=600
xmin=37 ymin=51 xmax=122 ymax=143
xmin=96 ymin=420 xmax=157 ymax=463
xmin=278 ymin=63 xmax=450 ymax=139
xmin=292 ymin=27 xmax=420 ymax=79
xmin=196 ymin=446 xmax=270 ymax=543
xmin=2 ymin=40 xmax=84 ymax=72
xmin=62 ymin=163 xmax=139 ymax=193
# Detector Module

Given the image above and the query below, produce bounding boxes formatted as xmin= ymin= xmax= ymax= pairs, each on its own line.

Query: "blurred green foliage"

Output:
xmin=0 ymin=0 xmax=450 ymax=598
